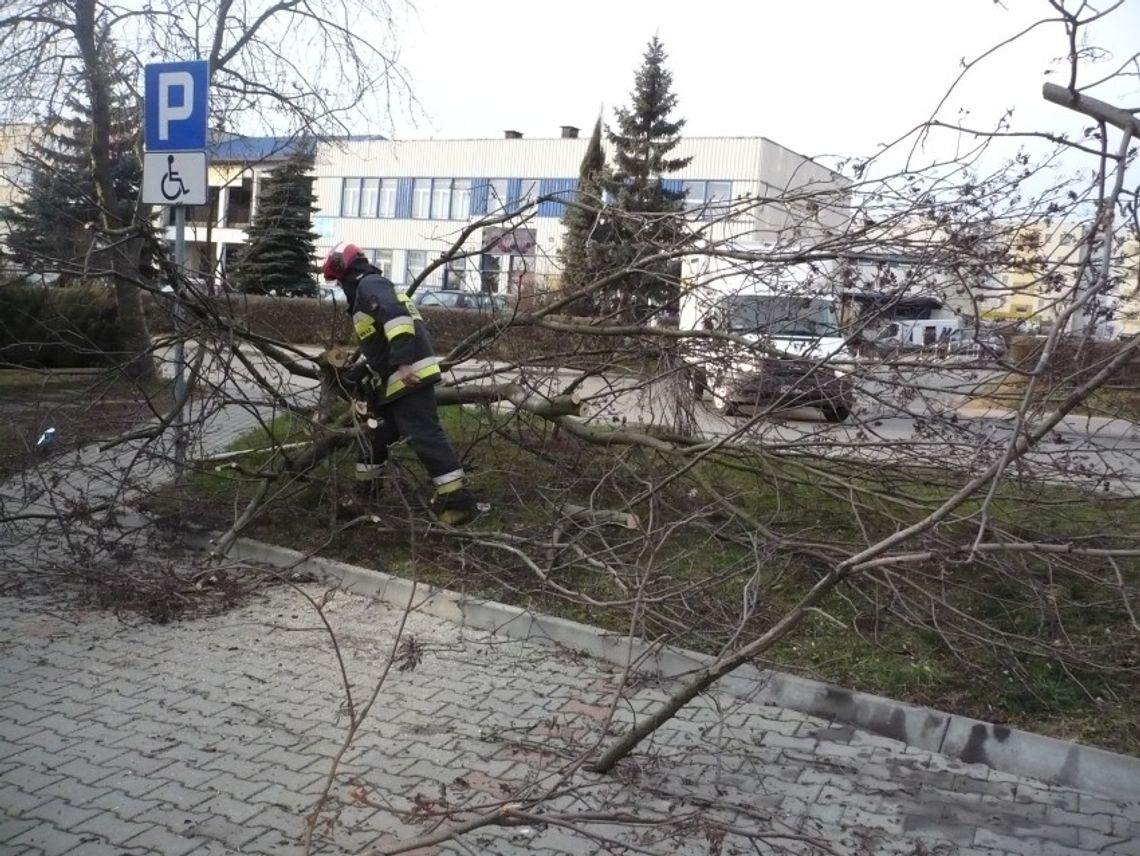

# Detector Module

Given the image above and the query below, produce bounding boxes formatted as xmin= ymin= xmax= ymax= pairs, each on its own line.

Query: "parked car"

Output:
xmin=318 ymin=282 xmax=344 ymax=304
xmin=679 ymin=245 xmax=855 ymax=423
xmin=473 ymin=292 xmax=512 ymax=313
xmin=413 ymin=289 xmax=511 ymax=313
xmin=413 ymin=289 xmax=473 ymax=309
xmin=944 ymin=327 xmax=1007 ymax=359
xmin=271 ymin=280 xmax=319 ymax=298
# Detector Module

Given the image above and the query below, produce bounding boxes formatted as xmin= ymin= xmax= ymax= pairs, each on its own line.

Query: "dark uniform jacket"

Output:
xmin=343 ymin=263 xmax=442 ymax=403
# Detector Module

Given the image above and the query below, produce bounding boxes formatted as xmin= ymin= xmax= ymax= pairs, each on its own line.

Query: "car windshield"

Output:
xmin=477 ymin=294 xmax=507 ymax=311
xmin=724 ymin=295 xmax=839 ymax=337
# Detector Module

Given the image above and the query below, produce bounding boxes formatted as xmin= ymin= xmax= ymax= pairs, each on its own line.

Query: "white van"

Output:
xmin=679 ymin=244 xmax=855 ymax=422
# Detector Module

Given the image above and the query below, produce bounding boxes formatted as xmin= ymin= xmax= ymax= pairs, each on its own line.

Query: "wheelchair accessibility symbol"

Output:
xmin=161 ymin=155 xmax=189 ymax=201
xmin=142 ymin=150 xmax=206 ymax=206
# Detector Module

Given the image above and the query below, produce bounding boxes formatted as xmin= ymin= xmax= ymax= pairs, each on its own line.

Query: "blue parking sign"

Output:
xmin=145 ymin=61 xmax=209 ymax=151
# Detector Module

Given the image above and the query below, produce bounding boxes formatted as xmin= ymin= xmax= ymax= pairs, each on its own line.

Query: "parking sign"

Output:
xmin=144 ymin=61 xmax=209 ymax=151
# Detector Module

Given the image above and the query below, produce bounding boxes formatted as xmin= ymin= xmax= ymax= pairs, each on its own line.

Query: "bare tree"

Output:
xmin=0 ymin=0 xmax=412 ymax=378
xmin=2 ymin=1 xmax=1139 ymax=852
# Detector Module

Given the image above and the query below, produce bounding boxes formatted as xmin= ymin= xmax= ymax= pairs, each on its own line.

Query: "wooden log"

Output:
xmin=562 ymin=503 xmax=640 ymax=530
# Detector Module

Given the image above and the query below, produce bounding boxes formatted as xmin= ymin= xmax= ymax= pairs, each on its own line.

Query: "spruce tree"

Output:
xmin=601 ymin=36 xmax=692 ymax=316
xmin=4 ymin=90 xmax=141 ymax=282
xmin=558 ymin=116 xmax=608 ymax=291
xmin=230 ymin=147 xmax=320 ymax=296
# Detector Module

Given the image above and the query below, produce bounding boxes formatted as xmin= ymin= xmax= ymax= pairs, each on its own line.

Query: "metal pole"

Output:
xmin=172 ymin=204 xmax=188 ymax=473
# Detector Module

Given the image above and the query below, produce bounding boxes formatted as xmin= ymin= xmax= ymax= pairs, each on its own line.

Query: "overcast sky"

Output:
xmin=381 ymin=0 xmax=1138 ymax=167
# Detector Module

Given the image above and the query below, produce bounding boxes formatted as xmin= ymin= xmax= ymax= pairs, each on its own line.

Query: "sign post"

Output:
xmin=143 ymin=60 xmax=209 ymax=473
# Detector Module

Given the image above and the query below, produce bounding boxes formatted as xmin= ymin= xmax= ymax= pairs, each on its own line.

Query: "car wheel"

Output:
xmin=821 ymin=404 xmax=850 ymax=423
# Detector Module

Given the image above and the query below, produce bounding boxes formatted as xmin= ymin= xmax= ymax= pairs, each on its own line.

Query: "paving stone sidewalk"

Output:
xmin=2 ymin=585 xmax=1139 ymax=856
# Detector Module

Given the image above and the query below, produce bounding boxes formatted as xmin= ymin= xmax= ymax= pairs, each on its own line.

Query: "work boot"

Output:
xmin=433 ymin=488 xmax=480 ymax=526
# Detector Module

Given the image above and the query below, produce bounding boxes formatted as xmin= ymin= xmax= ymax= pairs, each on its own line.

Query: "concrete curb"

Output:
xmin=190 ymin=533 xmax=1140 ymax=801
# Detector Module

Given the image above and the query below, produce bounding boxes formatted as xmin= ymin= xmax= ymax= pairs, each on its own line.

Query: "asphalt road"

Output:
xmin=154 ymin=345 xmax=1140 ymax=495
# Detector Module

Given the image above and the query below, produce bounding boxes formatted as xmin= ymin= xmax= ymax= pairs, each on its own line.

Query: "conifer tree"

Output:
xmin=600 ymin=36 xmax=692 ymax=317
xmin=558 ymin=116 xmax=608 ymax=291
xmin=4 ymin=89 xmax=141 ymax=282
xmin=230 ymin=147 xmax=319 ymax=295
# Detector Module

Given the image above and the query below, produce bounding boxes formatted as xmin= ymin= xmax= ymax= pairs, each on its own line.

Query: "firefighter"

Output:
xmin=322 ymin=242 xmax=478 ymax=525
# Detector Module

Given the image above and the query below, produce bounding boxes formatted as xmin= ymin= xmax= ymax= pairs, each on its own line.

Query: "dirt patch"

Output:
xmin=0 ymin=370 xmax=163 ymax=480
xmin=0 ymin=531 xmax=319 ymax=625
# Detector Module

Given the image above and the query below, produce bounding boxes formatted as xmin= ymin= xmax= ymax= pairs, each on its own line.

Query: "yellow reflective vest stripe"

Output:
xmin=383 ymin=316 xmax=416 ymax=340
xmin=353 ymin=312 xmax=377 ymax=340
xmin=385 ymin=356 xmax=442 ymax=397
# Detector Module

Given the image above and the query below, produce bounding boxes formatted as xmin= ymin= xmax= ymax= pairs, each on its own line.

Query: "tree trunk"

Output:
xmin=73 ymin=3 xmax=155 ymax=382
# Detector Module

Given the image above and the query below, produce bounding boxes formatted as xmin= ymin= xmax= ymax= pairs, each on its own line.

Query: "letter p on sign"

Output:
xmin=144 ymin=60 xmax=208 ymax=152
xmin=158 ymin=72 xmax=193 ymax=141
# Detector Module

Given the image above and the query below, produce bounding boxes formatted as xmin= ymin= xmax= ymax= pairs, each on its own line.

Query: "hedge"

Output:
xmin=0 ymin=284 xmax=122 ymax=369
xmin=2 ymin=286 xmax=661 ymax=371
xmin=144 ymin=293 xmax=632 ymax=367
xmin=11 ymin=287 xmax=1139 ymax=384
xmin=1007 ymin=335 xmax=1140 ymax=389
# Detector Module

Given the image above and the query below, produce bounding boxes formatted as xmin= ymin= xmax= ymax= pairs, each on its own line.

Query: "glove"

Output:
xmin=342 ymin=360 xmax=375 ymax=397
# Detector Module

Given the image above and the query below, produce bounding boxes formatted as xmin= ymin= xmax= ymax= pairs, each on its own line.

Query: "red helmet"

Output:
xmin=322 ymin=241 xmax=363 ymax=281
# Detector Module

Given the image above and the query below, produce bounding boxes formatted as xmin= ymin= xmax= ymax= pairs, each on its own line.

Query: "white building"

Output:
xmin=309 ymin=130 xmax=850 ymax=295
xmin=168 ymin=135 xmax=316 ymax=289
xmin=0 ymin=123 xmax=37 ymax=269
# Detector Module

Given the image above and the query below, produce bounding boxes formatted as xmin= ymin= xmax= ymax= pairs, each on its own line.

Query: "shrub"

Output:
xmin=0 ymin=285 xmax=635 ymax=372
xmin=145 ymin=293 xmax=354 ymax=346
xmin=0 ymin=283 xmax=122 ymax=369
xmin=145 ymin=293 xmax=629 ymax=367
xmin=1008 ymin=335 xmax=1140 ymax=389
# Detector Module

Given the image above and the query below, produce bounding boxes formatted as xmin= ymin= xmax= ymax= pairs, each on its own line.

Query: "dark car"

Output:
xmin=272 ymin=280 xmax=319 ymax=298
xmin=731 ymin=359 xmax=854 ymax=423
xmin=694 ymin=358 xmax=854 ymax=423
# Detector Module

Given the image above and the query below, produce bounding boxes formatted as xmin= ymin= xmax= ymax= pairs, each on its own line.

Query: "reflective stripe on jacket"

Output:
xmin=350 ymin=271 xmax=442 ymax=403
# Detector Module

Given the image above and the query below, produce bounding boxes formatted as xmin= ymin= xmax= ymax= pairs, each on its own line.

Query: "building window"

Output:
xmin=405 ymin=250 xmax=442 ymax=286
xmin=443 ymin=258 xmax=469 ymax=290
xmin=430 ymin=181 xmax=452 ymax=220
xmin=681 ymin=181 xmax=733 ymax=218
xmin=406 ymin=250 xmax=427 ymax=284
xmin=378 ymin=179 xmax=397 ymax=218
xmin=486 ymin=179 xmax=509 ymax=214
xmin=224 ymin=179 xmax=253 ymax=226
xmin=508 ymin=254 xmax=534 ymax=291
xmin=4 ymin=163 xmax=33 ymax=188
xmin=706 ymin=181 xmax=732 ymax=207
xmin=360 ymin=178 xmax=379 ymax=217
xmin=451 ymin=179 xmax=472 ymax=220
xmin=366 ymin=248 xmax=393 ymax=276
xmin=480 ymin=254 xmax=502 ymax=293
xmin=401 ymin=179 xmax=478 ymax=220
xmin=412 ymin=179 xmax=431 ymax=219
xmin=682 ymin=181 xmax=704 ymax=212
xmin=516 ymin=179 xmax=539 ymax=211
xmin=340 ymin=178 xmax=362 ymax=217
